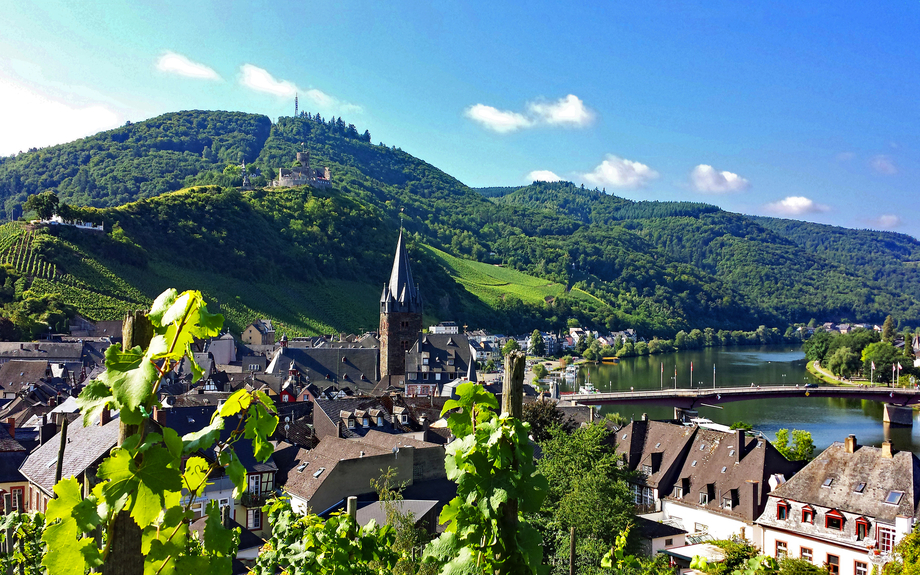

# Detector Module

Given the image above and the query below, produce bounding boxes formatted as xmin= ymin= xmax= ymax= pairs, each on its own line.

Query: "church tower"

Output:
xmin=379 ymin=230 xmax=423 ymax=378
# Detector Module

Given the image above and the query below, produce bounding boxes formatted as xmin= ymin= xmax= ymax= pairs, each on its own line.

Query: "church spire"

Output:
xmin=381 ymin=230 xmax=421 ymax=313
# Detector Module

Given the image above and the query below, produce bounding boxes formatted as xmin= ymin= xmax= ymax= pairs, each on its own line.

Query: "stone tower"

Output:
xmin=379 ymin=230 xmax=423 ymax=378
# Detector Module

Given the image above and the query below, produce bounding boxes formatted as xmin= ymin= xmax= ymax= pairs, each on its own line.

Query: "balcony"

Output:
xmin=241 ymin=491 xmax=268 ymax=508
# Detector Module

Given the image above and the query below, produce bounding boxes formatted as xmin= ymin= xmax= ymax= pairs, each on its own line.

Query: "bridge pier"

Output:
xmin=674 ymin=407 xmax=699 ymax=424
xmin=883 ymin=404 xmax=914 ymax=427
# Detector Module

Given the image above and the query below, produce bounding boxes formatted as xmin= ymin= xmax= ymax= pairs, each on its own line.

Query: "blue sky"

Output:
xmin=1 ymin=1 xmax=918 ymax=238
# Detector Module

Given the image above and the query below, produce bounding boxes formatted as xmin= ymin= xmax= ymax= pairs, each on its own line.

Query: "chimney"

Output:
xmin=736 ymin=429 xmax=745 ymax=463
xmin=845 ymin=434 xmax=858 ymax=454
xmin=421 ymin=416 xmax=429 ymax=431
xmin=882 ymin=440 xmax=893 ymax=458
xmin=641 ymin=413 xmax=648 ymax=421
xmin=100 ymin=407 xmax=111 ymax=426
xmin=6 ymin=417 xmax=14 ymax=439
xmin=747 ymin=480 xmax=760 ymax=520
xmin=39 ymin=419 xmax=57 ymax=445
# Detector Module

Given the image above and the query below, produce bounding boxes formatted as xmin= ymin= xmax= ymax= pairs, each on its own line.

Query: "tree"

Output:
xmin=774 ymin=429 xmax=815 ymax=461
xmin=802 ymin=330 xmax=833 ymax=363
xmin=826 ymin=346 xmax=861 ymax=378
xmin=530 ymin=329 xmax=546 ymax=357
xmin=883 ymin=315 xmax=897 ymax=343
xmin=522 ymin=399 xmax=574 ymax=443
xmin=24 ymin=191 xmax=60 ymax=220
xmin=882 ymin=525 xmax=920 ymax=575
xmin=532 ymin=363 xmax=548 ymax=381
xmin=369 ymin=468 xmax=435 ymax=575
xmin=730 ymin=421 xmax=753 ymax=431
xmin=861 ymin=342 xmax=903 ymax=383
xmin=502 ymin=338 xmax=521 ymax=355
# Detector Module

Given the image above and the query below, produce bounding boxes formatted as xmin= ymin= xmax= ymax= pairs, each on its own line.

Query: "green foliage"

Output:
xmin=778 ymin=558 xmax=826 ymax=575
xmin=729 ymin=422 xmax=754 ymax=431
xmin=23 ymin=190 xmax=59 ymax=220
xmin=251 ymin=497 xmax=400 ymax=575
xmin=883 ymin=526 xmax=920 ymax=575
xmin=532 ymin=363 xmax=549 ymax=381
xmin=861 ymin=341 xmax=913 ymax=384
xmin=424 ymin=381 xmax=548 ymax=574
xmin=536 ymin=422 xmax=636 ymax=573
xmin=41 ymin=289 xmax=278 ymax=575
xmin=774 ymin=429 xmax=815 ymax=461
xmin=0 ymin=510 xmax=45 ymax=575
xmin=826 ymin=346 xmax=861 ymax=378
xmin=522 ymin=398 xmax=574 ymax=443
xmin=503 ymin=338 xmax=521 ymax=355
xmin=530 ymin=329 xmax=547 ymax=356
xmin=370 ymin=468 xmax=436 ymax=575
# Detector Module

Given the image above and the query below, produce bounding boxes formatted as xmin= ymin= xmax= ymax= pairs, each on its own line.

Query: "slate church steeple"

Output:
xmin=379 ymin=230 xmax=422 ymax=377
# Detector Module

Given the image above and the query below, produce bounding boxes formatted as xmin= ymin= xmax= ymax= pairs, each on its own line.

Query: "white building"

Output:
xmin=757 ymin=436 xmax=919 ymax=575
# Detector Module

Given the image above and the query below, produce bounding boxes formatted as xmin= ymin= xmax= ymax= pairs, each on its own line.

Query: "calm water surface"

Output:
xmin=566 ymin=345 xmax=920 ymax=452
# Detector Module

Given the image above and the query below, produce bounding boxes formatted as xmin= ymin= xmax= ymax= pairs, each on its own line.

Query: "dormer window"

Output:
xmin=777 ymin=501 xmax=789 ymax=520
xmin=400 ymin=414 xmax=408 ymax=424
xmin=825 ymin=509 xmax=844 ymax=531
xmin=802 ymin=506 xmax=814 ymax=524
xmin=641 ymin=464 xmax=652 ymax=476
xmin=699 ymin=492 xmax=709 ymax=505
xmin=347 ymin=418 xmax=355 ymax=429
xmin=362 ymin=417 xmax=369 ymax=427
xmin=856 ymin=517 xmax=870 ymax=541
xmin=377 ymin=415 xmax=384 ymax=426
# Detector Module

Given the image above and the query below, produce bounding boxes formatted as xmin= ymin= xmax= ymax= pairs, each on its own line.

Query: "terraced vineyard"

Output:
xmin=425 ymin=245 xmax=597 ymax=307
xmin=0 ymin=225 xmax=60 ymax=280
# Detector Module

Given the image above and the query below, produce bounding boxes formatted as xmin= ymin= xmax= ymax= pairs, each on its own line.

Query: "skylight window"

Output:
xmin=822 ymin=478 xmax=834 ymax=488
xmin=729 ymin=450 xmax=735 ymax=457
xmin=721 ymin=466 xmax=727 ymax=473
xmin=313 ymin=467 xmax=326 ymax=478
xmin=700 ymin=444 xmax=706 ymax=451
xmin=296 ymin=463 xmax=308 ymax=473
xmin=855 ymin=483 xmax=866 ymax=493
xmin=655 ymin=442 xmax=661 ymax=448
xmin=622 ymin=433 xmax=628 ymax=440
xmin=885 ymin=491 xmax=904 ymax=505
xmin=691 ymin=460 xmax=697 ymax=467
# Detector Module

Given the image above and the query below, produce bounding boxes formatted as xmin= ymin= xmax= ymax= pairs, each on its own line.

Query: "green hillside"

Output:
xmin=1 ymin=110 xmax=918 ymax=338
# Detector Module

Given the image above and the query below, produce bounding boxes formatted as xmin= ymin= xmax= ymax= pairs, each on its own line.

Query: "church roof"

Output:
xmin=380 ymin=230 xmax=422 ymax=313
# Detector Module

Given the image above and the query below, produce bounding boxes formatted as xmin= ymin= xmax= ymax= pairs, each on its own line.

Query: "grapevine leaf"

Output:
xmin=219 ymin=450 xmax=246 ymax=498
xmin=41 ymin=517 xmax=96 ymax=575
xmin=99 ymin=340 xmax=163 ymax=425
xmin=244 ymin=403 xmax=278 ymax=462
xmin=183 ymin=456 xmax=211 ymax=496
xmin=158 ymin=290 xmax=192 ymax=328
xmin=162 ymin=427 xmax=183 ymax=458
xmin=188 ymin=300 xmax=223 ymax=339
xmin=47 ymin=477 xmax=100 ymax=532
xmin=148 ymin=288 xmax=179 ymax=327
xmin=182 ymin=415 xmax=224 ymax=454
xmin=131 ymin=446 xmax=183 ymax=527
xmin=75 ymin=379 xmax=114 ymax=427
xmin=218 ymin=389 xmax=252 ymax=418
xmin=186 ymin=343 xmax=204 ymax=383
xmin=203 ymin=500 xmax=235 ymax=556
xmin=142 ymin=506 xmax=188 ymax=575
xmin=97 ymin=448 xmax=140 ymax=512
xmin=254 ymin=389 xmax=273 ymax=410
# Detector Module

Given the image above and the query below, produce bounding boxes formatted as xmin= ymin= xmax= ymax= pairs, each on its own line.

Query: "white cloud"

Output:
xmin=465 ymin=94 xmax=594 ymax=133
xmin=527 ymin=94 xmax=594 ymax=127
xmin=0 ymin=77 xmax=122 ymax=156
xmin=155 ymin=51 xmax=221 ymax=80
xmin=867 ymin=214 xmax=902 ymax=229
xmin=581 ymin=155 xmax=659 ymax=189
xmin=464 ymin=104 xmax=533 ymax=133
xmin=870 ymin=155 xmax=897 ymax=175
xmin=240 ymin=64 xmax=297 ymax=97
xmin=527 ymin=170 xmax=563 ymax=182
xmin=690 ymin=164 xmax=750 ymax=193
xmin=239 ymin=64 xmax=361 ymax=113
xmin=836 ymin=151 xmax=855 ymax=162
xmin=764 ymin=196 xmax=830 ymax=216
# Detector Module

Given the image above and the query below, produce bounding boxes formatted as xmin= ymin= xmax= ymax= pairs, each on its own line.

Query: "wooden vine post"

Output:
xmin=497 ymin=350 xmax=526 ymax=572
xmin=102 ymin=311 xmax=153 ymax=575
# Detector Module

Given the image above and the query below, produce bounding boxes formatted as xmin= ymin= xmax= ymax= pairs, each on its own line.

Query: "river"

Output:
xmin=566 ymin=345 xmax=920 ymax=452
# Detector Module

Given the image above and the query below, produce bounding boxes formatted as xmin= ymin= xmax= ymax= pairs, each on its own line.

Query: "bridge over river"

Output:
xmin=564 ymin=385 xmax=920 ymax=425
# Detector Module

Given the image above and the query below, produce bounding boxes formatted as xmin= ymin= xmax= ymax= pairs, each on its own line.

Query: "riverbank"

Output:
xmin=807 ymin=361 xmax=846 ymax=385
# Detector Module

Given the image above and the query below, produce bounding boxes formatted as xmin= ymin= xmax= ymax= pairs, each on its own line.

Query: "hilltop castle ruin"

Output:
xmin=271 ymin=151 xmax=331 ymax=188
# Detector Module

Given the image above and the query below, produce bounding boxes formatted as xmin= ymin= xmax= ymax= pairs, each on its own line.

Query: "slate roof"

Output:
xmin=614 ymin=420 xmax=696 ymax=489
xmin=405 ymin=334 xmax=476 ymax=382
xmin=0 ymin=451 xmax=29 ymax=483
xmin=266 ymin=348 xmax=379 ymax=390
xmin=350 ymin=429 xmax=442 ymax=452
xmin=281 ymin=438 xmax=390 ymax=503
xmin=761 ymin=441 xmax=920 ymax=524
xmin=380 ymin=230 xmax=422 ymax=314
xmin=0 ymin=342 xmax=84 ymax=362
xmin=161 ymin=406 xmax=277 ymax=473
xmin=313 ymin=397 xmax=402 ymax=439
xmin=635 ymin=515 xmax=688 ymax=539
xmin=664 ymin=427 xmax=801 ymax=522
xmin=19 ymin=414 xmax=121 ymax=496
xmin=0 ymin=360 xmax=50 ymax=387
xmin=355 ymin=500 xmax=439 ymax=529
xmin=0 ymin=422 xmax=27 ymax=452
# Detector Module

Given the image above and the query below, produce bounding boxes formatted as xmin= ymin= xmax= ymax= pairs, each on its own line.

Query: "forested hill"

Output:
xmin=2 ymin=110 xmax=919 ymax=335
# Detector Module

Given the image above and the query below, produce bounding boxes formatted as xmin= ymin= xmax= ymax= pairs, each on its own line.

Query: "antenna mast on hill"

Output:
xmin=294 ymin=93 xmax=298 ymax=117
